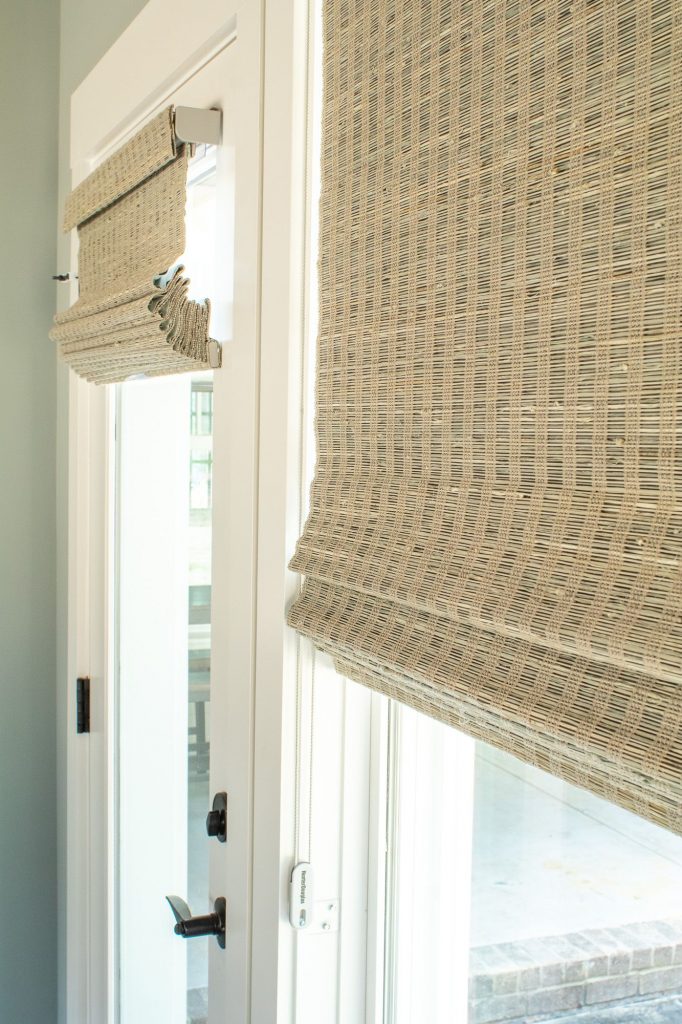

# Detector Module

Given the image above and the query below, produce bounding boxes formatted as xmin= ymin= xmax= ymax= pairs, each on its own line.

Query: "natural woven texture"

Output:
xmin=289 ymin=0 xmax=682 ymax=832
xmin=62 ymin=107 xmax=178 ymax=231
xmin=52 ymin=107 xmax=218 ymax=383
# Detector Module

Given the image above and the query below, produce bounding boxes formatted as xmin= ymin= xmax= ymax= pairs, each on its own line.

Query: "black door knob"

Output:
xmin=166 ymin=895 xmax=226 ymax=949
xmin=206 ymin=791 xmax=227 ymax=842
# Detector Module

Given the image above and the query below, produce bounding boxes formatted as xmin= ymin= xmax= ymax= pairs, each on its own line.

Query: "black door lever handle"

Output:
xmin=166 ymin=895 xmax=226 ymax=948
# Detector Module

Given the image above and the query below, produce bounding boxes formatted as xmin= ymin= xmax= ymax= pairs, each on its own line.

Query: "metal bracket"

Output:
xmin=307 ymin=899 xmax=339 ymax=935
xmin=174 ymin=106 xmax=221 ymax=147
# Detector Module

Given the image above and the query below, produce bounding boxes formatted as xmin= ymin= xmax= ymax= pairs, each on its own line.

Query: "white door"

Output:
xmin=65 ymin=5 xmax=682 ymax=1024
xmin=65 ymin=5 xmax=271 ymax=1023
xmin=65 ymin=2 xmax=409 ymax=1022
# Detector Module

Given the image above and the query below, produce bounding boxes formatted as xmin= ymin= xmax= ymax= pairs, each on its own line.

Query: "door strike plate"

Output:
xmin=76 ymin=676 xmax=90 ymax=734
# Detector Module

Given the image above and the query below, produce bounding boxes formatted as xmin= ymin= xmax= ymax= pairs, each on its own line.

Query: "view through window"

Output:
xmin=115 ymin=144 xmax=220 ymax=1024
xmin=186 ymin=375 xmax=213 ymax=1024
xmin=382 ymin=700 xmax=682 ymax=1024
xmin=467 ymin=742 xmax=682 ymax=1024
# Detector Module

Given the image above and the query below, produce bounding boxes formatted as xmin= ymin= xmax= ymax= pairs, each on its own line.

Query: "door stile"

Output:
xmin=252 ymin=0 xmax=314 ymax=1017
xmin=66 ymin=365 xmax=114 ymax=1022
xmin=206 ymin=5 xmax=265 ymax=1022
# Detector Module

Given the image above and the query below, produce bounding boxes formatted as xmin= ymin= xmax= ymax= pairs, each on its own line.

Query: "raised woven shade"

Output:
xmin=51 ymin=107 xmax=219 ymax=383
xmin=289 ymin=0 xmax=682 ymax=833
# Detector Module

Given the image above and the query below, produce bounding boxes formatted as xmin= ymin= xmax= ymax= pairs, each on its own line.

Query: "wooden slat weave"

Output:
xmin=52 ymin=107 xmax=218 ymax=383
xmin=288 ymin=0 xmax=682 ymax=833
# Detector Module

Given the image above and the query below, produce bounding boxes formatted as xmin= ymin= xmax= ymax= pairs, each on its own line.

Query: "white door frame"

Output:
xmin=62 ymin=1 xmax=315 ymax=1020
xmin=65 ymin=373 xmax=113 ymax=1023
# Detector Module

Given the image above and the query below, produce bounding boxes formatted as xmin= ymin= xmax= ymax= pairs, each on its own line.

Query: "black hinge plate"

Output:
xmin=76 ymin=677 xmax=90 ymax=734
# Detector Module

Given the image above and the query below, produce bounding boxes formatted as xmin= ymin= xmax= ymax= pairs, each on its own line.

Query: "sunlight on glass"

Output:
xmin=468 ymin=744 xmax=682 ymax=1024
xmin=182 ymin=144 xmax=232 ymax=343
xmin=384 ymin=705 xmax=682 ymax=1024
xmin=115 ymin=147 xmax=220 ymax=1024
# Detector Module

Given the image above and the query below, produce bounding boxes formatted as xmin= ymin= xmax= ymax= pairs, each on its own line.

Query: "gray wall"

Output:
xmin=56 ymin=7 xmax=148 ymax=1024
xmin=0 ymin=2 xmax=58 ymax=1021
xmin=0 ymin=1 xmax=155 ymax=1019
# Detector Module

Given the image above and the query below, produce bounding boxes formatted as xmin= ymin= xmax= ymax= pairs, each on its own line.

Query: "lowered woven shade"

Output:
xmin=51 ymin=106 xmax=220 ymax=384
xmin=289 ymin=0 xmax=682 ymax=833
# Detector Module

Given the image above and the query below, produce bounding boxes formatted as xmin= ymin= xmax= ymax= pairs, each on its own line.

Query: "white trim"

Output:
xmin=65 ymin=371 xmax=115 ymax=1021
xmin=65 ymin=374 xmax=91 ymax=1024
xmin=336 ymin=678 xmax=373 ymax=1021
xmin=365 ymin=694 xmax=390 ymax=1024
xmin=290 ymin=665 xmax=375 ymax=1022
xmin=70 ymin=4 xmax=238 ymax=167
xmin=251 ymin=0 xmax=311 ymax=1016
xmin=383 ymin=705 xmax=475 ymax=1024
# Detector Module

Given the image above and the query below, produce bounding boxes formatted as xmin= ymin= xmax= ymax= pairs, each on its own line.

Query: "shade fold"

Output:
xmin=52 ymin=106 xmax=219 ymax=383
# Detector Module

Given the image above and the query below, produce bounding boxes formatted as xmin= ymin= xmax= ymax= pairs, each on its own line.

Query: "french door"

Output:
xmin=64 ymin=2 xmax=297 ymax=1021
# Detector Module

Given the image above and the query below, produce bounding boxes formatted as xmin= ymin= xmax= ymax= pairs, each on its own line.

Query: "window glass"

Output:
xmin=116 ymin=142 xmax=219 ymax=1024
xmin=191 ymin=387 xmax=213 ymax=436
xmin=468 ymin=744 xmax=682 ymax=1024
xmin=381 ymin=702 xmax=682 ymax=1024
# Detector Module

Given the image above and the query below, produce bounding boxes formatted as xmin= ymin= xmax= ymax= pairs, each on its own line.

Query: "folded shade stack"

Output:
xmin=51 ymin=106 xmax=219 ymax=383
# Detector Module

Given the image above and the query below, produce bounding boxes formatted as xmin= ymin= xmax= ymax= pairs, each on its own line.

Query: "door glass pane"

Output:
xmin=115 ymin=146 xmax=222 ymax=1024
xmin=468 ymin=744 xmax=682 ymax=1024
xmin=382 ymin=703 xmax=682 ymax=1024
xmin=187 ymin=373 xmax=213 ymax=1024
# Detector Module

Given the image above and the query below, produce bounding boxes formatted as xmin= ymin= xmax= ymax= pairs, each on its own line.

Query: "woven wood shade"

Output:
xmin=289 ymin=0 xmax=682 ymax=833
xmin=51 ymin=107 xmax=219 ymax=384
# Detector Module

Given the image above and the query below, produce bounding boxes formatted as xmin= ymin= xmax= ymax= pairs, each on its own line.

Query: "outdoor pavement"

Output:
xmin=471 ymin=747 xmax=682 ymax=948
xmin=535 ymin=995 xmax=682 ymax=1023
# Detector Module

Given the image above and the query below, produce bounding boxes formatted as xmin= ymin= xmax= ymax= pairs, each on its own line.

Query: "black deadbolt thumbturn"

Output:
xmin=166 ymin=895 xmax=226 ymax=949
xmin=206 ymin=791 xmax=228 ymax=842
